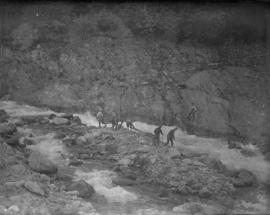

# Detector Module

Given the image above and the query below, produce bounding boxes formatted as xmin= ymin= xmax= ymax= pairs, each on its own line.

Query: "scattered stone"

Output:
xmin=0 ymin=109 xmax=9 ymax=123
xmin=68 ymin=180 xmax=95 ymax=199
xmin=56 ymin=166 xmax=75 ymax=181
xmin=24 ymin=181 xmax=45 ymax=196
xmin=80 ymin=154 xmax=91 ymax=160
xmin=63 ymin=138 xmax=76 ymax=146
xmin=233 ymin=169 xmax=257 ymax=187
xmin=29 ymin=151 xmax=57 ymax=174
xmin=51 ymin=117 xmax=69 ymax=125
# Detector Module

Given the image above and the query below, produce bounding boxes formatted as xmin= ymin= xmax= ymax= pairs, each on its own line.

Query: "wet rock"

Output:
xmin=68 ymin=180 xmax=95 ymax=199
xmin=172 ymin=202 xmax=225 ymax=215
xmin=29 ymin=151 xmax=57 ymax=174
xmin=4 ymin=180 xmax=25 ymax=188
xmin=73 ymin=116 xmax=82 ymax=125
xmin=63 ymin=138 xmax=76 ymax=146
xmin=0 ymin=122 xmax=17 ymax=137
xmin=233 ymin=169 xmax=257 ymax=187
xmin=79 ymin=154 xmax=91 ymax=160
xmin=7 ymin=205 xmax=20 ymax=213
xmin=24 ymin=181 xmax=45 ymax=196
xmin=22 ymin=137 xmax=37 ymax=145
xmin=21 ymin=115 xmax=44 ymax=124
xmin=76 ymin=136 xmax=87 ymax=145
xmin=48 ymin=113 xmax=56 ymax=119
xmin=112 ymin=176 xmax=137 ymax=186
xmin=5 ymin=133 xmax=21 ymax=146
xmin=9 ymin=163 xmax=28 ymax=177
xmin=56 ymin=166 xmax=74 ymax=181
xmin=158 ymin=189 xmax=169 ymax=198
xmin=68 ymin=159 xmax=83 ymax=166
xmin=0 ymin=109 xmax=9 ymax=123
xmin=51 ymin=117 xmax=70 ymax=125
xmin=60 ymin=113 xmax=73 ymax=120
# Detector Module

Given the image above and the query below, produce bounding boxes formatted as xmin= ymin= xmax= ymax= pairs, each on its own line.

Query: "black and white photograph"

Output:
xmin=0 ymin=1 xmax=270 ymax=214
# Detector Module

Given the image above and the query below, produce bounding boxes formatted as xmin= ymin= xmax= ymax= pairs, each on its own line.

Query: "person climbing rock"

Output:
xmin=126 ymin=118 xmax=135 ymax=130
xmin=187 ymin=103 xmax=198 ymax=121
xmin=96 ymin=110 xmax=104 ymax=128
xmin=164 ymin=127 xmax=178 ymax=147
xmin=111 ymin=111 xmax=118 ymax=130
xmin=154 ymin=125 xmax=163 ymax=146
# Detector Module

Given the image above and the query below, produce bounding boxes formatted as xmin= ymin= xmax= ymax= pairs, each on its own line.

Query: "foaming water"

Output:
xmin=74 ymin=169 xmax=138 ymax=203
xmin=0 ymin=101 xmax=56 ymax=117
xmin=27 ymin=133 xmax=67 ymax=164
xmin=76 ymin=113 xmax=270 ymax=183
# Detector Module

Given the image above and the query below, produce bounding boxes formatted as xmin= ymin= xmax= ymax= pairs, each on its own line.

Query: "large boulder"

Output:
xmin=51 ymin=117 xmax=70 ymax=125
xmin=28 ymin=151 xmax=57 ymax=174
xmin=172 ymin=202 xmax=225 ymax=215
xmin=0 ymin=109 xmax=9 ymax=123
xmin=232 ymin=169 xmax=257 ymax=187
xmin=5 ymin=133 xmax=21 ymax=146
xmin=68 ymin=180 xmax=95 ymax=199
xmin=0 ymin=123 xmax=17 ymax=137
xmin=24 ymin=180 xmax=45 ymax=196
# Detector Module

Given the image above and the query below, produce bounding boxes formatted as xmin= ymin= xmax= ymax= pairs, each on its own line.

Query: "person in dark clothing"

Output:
xmin=187 ymin=103 xmax=198 ymax=121
xmin=154 ymin=126 xmax=163 ymax=146
xmin=165 ymin=127 xmax=178 ymax=147
xmin=96 ymin=110 xmax=104 ymax=128
xmin=126 ymin=119 xmax=135 ymax=130
xmin=111 ymin=111 xmax=118 ymax=130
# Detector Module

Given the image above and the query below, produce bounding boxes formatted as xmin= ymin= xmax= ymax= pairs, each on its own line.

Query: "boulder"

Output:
xmin=0 ymin=123 xmax=17 ymax=137
xmin=172 ymin=202 xmax=225 ymax=215
xmin=112 ymin=176 xmax=137 ymax=186
xmin=72 ymin=116 xmax=82 ymax=125
xmin=24 ymin=181 xmax=45 ymax=196
xmin=48 ymin=113 xmax=57 ymax=119
xmin=68 ymin=180 xmax=95 ymax=199
xmin=51 ymin=117 xmax=69 ymax=125
xmin=233 ymin=169 xmax=257 ymax=187
xmin=21 ymin=115 xmax=45 ymax=124
xmin=60 ymin=113 xmax=73 ymax=120
xmin=28 ymin=151 xmax=57 ymax=174
xmin=56 ymin=166 xmax=75 ymax=181
xmin=5 ymin=133 xmax=21 ymax=146
xmin=75 ymin=136 xmax=87 ymax=145
xmin=68 ymin=159 xmax=83 ymax=166
xmin=9 ymin=164 xmax=28 ymax=177
xmin=0 ymin=109 xmax=9 ymax=123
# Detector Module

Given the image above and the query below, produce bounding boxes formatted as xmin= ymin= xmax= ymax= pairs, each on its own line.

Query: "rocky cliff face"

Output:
xmin=0 ymin=3 xmax=269 ymax=146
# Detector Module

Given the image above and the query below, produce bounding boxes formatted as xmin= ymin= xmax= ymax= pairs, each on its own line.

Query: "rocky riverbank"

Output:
xmin=0 ymin=101 xmax=269 ymax=214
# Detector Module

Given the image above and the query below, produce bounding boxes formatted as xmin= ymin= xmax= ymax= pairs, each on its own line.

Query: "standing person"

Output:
xmin=126 ymin=118 xmax=135 ymax=130
xmin=165 ymin=127 xmax=178 ymax=147
xmin=111 ymin=111 xmax=118 ymax=130
xmin=96 ymin=109 xmax=104 ymax=128
xmin=154 ymin=125 xmax=163 ymax=146
xmin=187 ymin=103 xmax=198 ymax=121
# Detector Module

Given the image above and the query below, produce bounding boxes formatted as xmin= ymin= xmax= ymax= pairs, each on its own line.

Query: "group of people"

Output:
xmin=154 ymin=125 xmax=178 ymax=147
xmin=96 ymin=102 xmax=198 ymax=146
xmin=96 ymin=109 xmax=135 ymax=130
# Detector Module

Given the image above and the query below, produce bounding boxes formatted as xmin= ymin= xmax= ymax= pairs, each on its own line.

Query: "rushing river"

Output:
xmin=1 ymin=100 xmax=269 ymax=214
